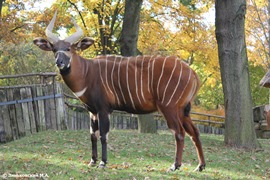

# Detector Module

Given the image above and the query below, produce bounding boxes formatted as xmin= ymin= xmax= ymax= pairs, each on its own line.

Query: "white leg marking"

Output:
xmin=118 ymin=57 xmax=127 ymax=104
xmin=90 ymin=113 xmax=98 ymax=134
xmin=162 ymin=58 xmax=177 ymax=104
xmin=140 ymin=56 xmax=147 ymax=103
xmin=126 ymin=57 xmax=136 ymax=109
xmin=111 ymin=56 xmax=120 ymax=105
xmin=170 ymin=129 xmax=176 ymax=135
xmin=166 ymin=61 xmax=183 ymax=106
xmin=106 ymin=132 xmax=109 ymax=141
xmin=90 ymin=112 xmax=97 ymax=120
xmin=157 ymin=56 xmax=169 ymax=100
xmin=135 ymin=56 xmax=143 ymax=106
xmin=73 ymin=87 xmax=87 ymax=98
xmin=174 ymin=68 xmax=192 ymax=105
xmin=94 ymin=130 xmax=100 ymax=139
xmin=99 ymin=161 xmax=106 ymax=166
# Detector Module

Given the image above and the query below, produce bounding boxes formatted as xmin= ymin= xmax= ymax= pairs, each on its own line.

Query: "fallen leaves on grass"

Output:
xmin=108 ymin=162 xmax=132 ymax=170
xmin=145 ymin=165 xmax=156 ymax=172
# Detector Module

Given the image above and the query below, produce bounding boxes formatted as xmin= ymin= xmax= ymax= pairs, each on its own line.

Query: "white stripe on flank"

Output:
xmin=187 ymin=78 xmax=197 ymax=103
xmin=135 ymin=56 xmax=143 ymax=106
xmin=98 ymin=60 xmax=108 ymax=94
xmin=74 ymin=87 xmax=87 ymax=98
xmin=126 ymin=57 xmax=136 ymax=109
xmin=174 ymin=67 xmax=192 ymax=105
xmin=161 ymin=58 xmax=177 ymax=104
xmin=118 ymin=57 xmax=127 ymax=104
xmin=141 ymin=56 xmax=146 ymax=103
xmin=165 ymin=61 xmax=183 ymax=106
xmin=151 ymin=57 xmax=157 ymax=94
xmin=157 ymin=56 xmax=169 ymax=100
xmin=105 ymin=56 xmax=113 ymax=95
xmin=147 ymin=56 xmax=152 ymax=94
xmin=111 ymin=56 xmax=120 ymax=105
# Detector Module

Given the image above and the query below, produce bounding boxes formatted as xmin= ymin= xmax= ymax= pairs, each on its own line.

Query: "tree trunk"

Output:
xmin=138 ymin=113 xmax=157 ymax=133
xmin=120 ymin=0 xmax=156 ymax=133
xmin=0 ymin=0 xmax=4 ymax=23
xmin=268 ymin=0 xmax=270 ymax=68
xmin=120 ymin=0 xmax=142 ymax=56
xmin=215 ymin=0 xmax=260 ymax=149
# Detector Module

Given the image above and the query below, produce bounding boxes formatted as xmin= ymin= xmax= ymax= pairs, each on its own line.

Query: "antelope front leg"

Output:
xmin=89 ymin=114 xmax=99 ymax=167
xmin=97 ymin=112 xmax=110 ymax=168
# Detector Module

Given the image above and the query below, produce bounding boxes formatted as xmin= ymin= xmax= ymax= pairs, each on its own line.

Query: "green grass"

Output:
xmin=0 ymin=130 xmax=269 ymax=179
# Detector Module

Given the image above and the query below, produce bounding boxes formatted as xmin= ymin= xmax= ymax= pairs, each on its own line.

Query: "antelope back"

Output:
xmin=94 ymin=55 xmax=199 ymax=112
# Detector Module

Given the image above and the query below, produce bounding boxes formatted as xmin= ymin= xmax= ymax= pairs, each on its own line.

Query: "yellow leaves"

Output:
xmin=246 ymin=0 xmax=269 ymax=69
xmin=253 ymin=0 xmax=267 ymax=8
xmin=207 ymin=78 xmax=217 ymax=88
xmin=2 ymin=6 xmax=9 ymax=16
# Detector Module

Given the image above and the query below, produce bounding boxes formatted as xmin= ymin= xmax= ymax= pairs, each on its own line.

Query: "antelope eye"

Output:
xmin=66 ymin=47 xmax=71 ymax=51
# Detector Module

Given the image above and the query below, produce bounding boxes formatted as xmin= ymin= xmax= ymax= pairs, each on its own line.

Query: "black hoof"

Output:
xmin=88 ymin=162 xmax=96 ymax=167
xmin=167 ymin=163 xmax=181 ymax=172
xmin=194 ymin=164 xmax=206 ymax=172
xmin=88 ymin=159 xmax=97 ymax=167
xmin=98 ymin=161 xmax=106 ymax=169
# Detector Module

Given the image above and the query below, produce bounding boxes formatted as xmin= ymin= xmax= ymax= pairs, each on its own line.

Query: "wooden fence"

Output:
xmin=0 ymin=73 xmax=89 ymax=143
xmin=0 ymin=72 xmax=226 ymax=143
xmin=110 ymin=111 xmax=225 ymax=135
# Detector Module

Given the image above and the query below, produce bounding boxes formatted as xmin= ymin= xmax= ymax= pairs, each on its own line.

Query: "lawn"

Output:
xmin=0 ymin=130 xmax=269 ymax=179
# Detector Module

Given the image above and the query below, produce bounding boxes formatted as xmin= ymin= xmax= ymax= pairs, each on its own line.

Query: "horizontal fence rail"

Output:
xmin=0 ymin=93 xmax=63 ymax=106
xmin=110 ymin=111 xmax=225 ymax=134
xmin=0 ymin=72 xmax=58 ymax=79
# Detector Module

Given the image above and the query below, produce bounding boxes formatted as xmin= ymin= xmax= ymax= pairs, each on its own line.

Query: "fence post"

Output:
xmin=36 ymin=86 xmax=46 ymax=131
xmin=13 ymin=88 xmax=25 ymax=137
xmin=20 ymin=88 xmax=31 ymax=134
xmin=55 ymin=83 xmax=66 ymax=130
xmin=0 ymin=89 xmax=11 ymax=142
xmin=7 ymin=88 xmax=19 ymax=139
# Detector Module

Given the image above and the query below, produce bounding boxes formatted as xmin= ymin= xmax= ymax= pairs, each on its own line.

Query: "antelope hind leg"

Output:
xmin=183 ymin=116 xmax=206 ymax=172
xmin=159 ymin=106 xmax=185 ymax=172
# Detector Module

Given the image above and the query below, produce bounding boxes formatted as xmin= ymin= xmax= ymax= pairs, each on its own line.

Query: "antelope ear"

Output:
xmin=74 ymin=37 xmax=94 ymax=51
xmin=33 ymin=37 xmax=53 ymax=51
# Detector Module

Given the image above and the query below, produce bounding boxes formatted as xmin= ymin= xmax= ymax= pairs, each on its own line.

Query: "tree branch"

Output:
xmin=67 ymin=0 xmax=88 ymax=34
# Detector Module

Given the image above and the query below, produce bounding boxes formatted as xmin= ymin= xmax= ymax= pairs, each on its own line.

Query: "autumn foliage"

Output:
xmin=0 ymin=0 xmax=269 ymax=110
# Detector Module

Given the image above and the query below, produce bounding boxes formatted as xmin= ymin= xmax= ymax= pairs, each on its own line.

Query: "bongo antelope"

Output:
xmin=33 ymin=11 xmax=205 ymax=172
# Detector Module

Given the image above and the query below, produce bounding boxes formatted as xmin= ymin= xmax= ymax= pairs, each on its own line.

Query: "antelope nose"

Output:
xmin=56 ymin=60 xmax=62 ymax=67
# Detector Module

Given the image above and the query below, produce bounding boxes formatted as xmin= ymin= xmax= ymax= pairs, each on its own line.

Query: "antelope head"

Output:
xmin=33 ymin=11 xmax=94 ymax=72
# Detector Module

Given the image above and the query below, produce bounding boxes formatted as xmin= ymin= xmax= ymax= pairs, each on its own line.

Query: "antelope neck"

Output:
xmin=61 ymin=55 xmax=90 ymax=94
